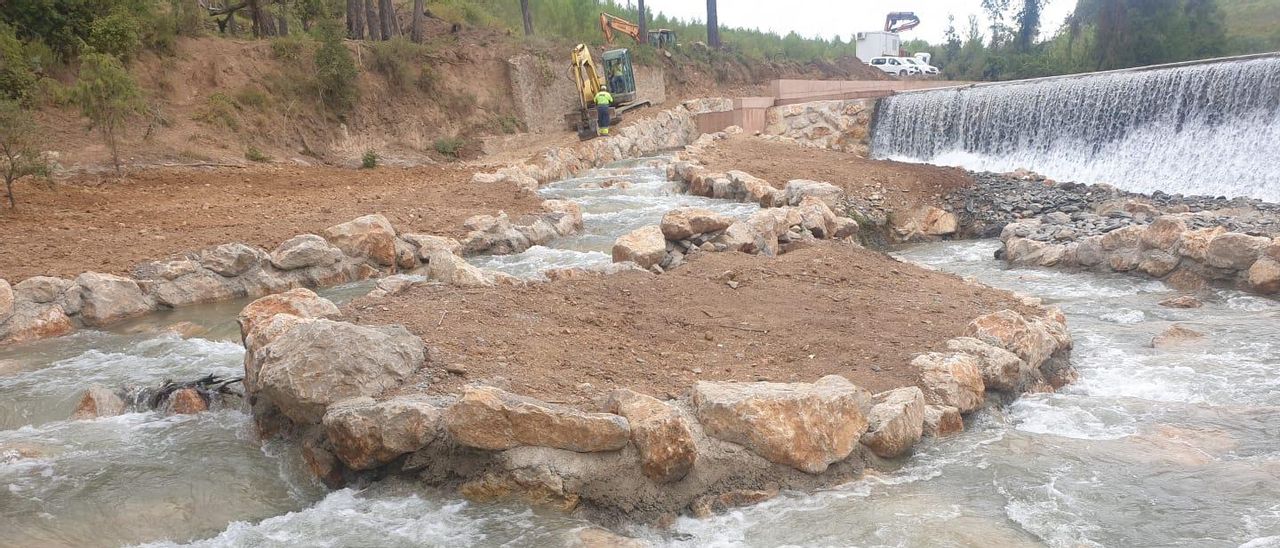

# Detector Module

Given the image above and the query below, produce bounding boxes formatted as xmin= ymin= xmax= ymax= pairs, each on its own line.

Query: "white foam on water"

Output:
xmin=1009 ymin=396 xmax=1137 ymax=440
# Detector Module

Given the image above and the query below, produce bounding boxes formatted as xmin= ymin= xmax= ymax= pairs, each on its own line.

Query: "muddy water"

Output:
xmin=470 ymin=156 xmax=758 ymax=278
xmin=4 ymin=161 xmax=1279 ymax=547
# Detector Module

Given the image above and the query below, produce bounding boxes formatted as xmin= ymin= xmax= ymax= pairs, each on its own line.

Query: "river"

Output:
xmin=2 ymin=161 xmax=1278 ymax=547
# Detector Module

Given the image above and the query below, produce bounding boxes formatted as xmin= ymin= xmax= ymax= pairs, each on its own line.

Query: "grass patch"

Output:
xmin=245 ymin=146 xmax=269 ymax=162
xmin=193 ymin=92 xmax=239 ymax=130
xmin=433 ymin=137 xmax=465 ymax=158
xmin=361 ymin=149 xmax=378 ymax=169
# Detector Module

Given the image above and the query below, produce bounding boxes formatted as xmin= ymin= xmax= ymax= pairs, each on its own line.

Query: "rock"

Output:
xmin=895 ymin=206 xmax=958 ymax=239
xmin=270 ymin=234 xmax=343 ymax=270
xmin=1158 ymin=295 xmax=1203 ymax=309
xmin=860 ymin=387 xmax=925 ymax=458
xmin=1142 ymin=216 xmax=1187 ymax=252
xmin=569 ymin=527 xmax=651 ymax=548
xmin=254 ymin=319 xmax=425 ymax=424
xmin=201 ymin=243 xmax=266 ymax=277
xmin=425 ymin=249 xmax=495 ymax=287
xmin=831 ymin=216 xmax=860 ymax=240
xmin=131 ymin=259 xmax=199 ymax=281
xmin=605 ymin=389 xmax=697 ymax=483
xmin=372 ymin=274 xmax=422 ymax=297
xmin=460 ymin=213 xmax=531 ymax=255
xmin=660 ymin=208 xmax=733 ymax=240
xmin=912 ymin=352 xmax=985 ymax=413
xmin=1205 ymin=233 xmax=1270 ymax=270
xmin=1137 ymin=250 xmax=1181 ymax=278
xmin=944 ymin=337 xmax=1028 ymax=393
xmin=713 ymin=221 xmax=773 ymax=255
xmin=690 ymin=487 xmax=780 ymax=518
xmin=782 ymin=179 xmax=844 ymax=208
xmin=0 ymin=302 xmax=74 ymax=344
xmin=1175 ymin=226 xmax=1227 ymax=263
xmin=1247 ymin=258 xmax=1280 ymax=294
xmin=14 ymin=276 xmax=72 ymax=304
xmin=72 ymin=384 xmax=127 ymax=419
xmin=542 ymin=200 xmax=584 ymax=235
xmin=797 ymin=197 xmax=839 ymax=239
xmin=612 ymin=225 xmax=667 ymax=269
xmin=1151 ymin=324 xmax=1205 ymax=348
xmin=323 ymin=214 xmax=398 ymax=266
xmin=0 ymin=279 xmax=12 ymax=322
xmin=443 ymin=386 xmax=630 ymax=452
xmin=165 ymin=388 xmax=208 ymax=414
xmin=1165 ymin=269 xmax=1208 ymax=291
xmin=692 ymin=375 xmax=871 ymax=474
xmin=394 ymin=238 xmax=419 ymax=270
xmin=922 ymin=405 xmax=963 ymax=437
xmin=1101 ymin=224 xmax=1144 ymax=251
xmin=74 ymin=272 xmax=153 ymax=326
xmin=1005 ymin=238 xmax=1065 ymax=267
xmin=142 ymin=271 xmax=242 ymax=308
xmin=964 ymin=310 xmax=1057 ymax=368
xmin=237 ymin=288 xmax=341 ymax=340
xmin=322 ymin=395 xmax=443 ymax=470
xmin=400 ymin=233 xmax=462 ymax=259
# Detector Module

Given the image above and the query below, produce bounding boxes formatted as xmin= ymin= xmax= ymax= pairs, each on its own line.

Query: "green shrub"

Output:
xmin=371 ymin=37 xmax=422 ymax=91
xmin=270 ymin=34 xmax=311 ymax=61
xmin=361 ymin=149 xmax=378 ymax=169
xmin=0 ymin=23 xmax=38 ymax=102
xmin=70 ymin=52 xmax=144 ymax=173
xmin=433 ymin=137 xmax=465 ymax=158
xmin=234 ymin=86 xmax=270 ymax=110
xmin=194 ymin=92 xmax=240 ymax=130
xmin=313 ymin=18 xmax=357 ymax=113
xmin=245 ymin=146 xmax=269 ymax=162
xmin=87 ymin=9 xmax=143 ymax=62
xmin=415 ymin=65 xmax=437 ymax=93
xmin=496 ymin=114 xmax=522 ymax=134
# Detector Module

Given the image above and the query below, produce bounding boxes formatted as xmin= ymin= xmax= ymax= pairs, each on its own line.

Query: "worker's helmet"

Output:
xmin=600 ymin=84 xmax=608 ymax=91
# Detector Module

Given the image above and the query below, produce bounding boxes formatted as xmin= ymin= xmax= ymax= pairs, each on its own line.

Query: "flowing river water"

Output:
xmin=3 ymin=159 xmax=1279 ymax=547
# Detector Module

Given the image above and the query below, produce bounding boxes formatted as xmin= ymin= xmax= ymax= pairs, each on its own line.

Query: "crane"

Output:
xmin=884 ymin=12 xmax=921 ymax=33
xmin=599 ymin=12 xmax=677 ymax=48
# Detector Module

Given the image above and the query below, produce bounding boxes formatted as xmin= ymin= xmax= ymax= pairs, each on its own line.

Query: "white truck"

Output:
xmin=855 ymin=31 xmax=901 ymax=64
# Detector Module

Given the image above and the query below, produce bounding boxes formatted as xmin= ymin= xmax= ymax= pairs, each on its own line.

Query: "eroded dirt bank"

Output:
xmin=346 ymin=241 xmax=1033 ymax=405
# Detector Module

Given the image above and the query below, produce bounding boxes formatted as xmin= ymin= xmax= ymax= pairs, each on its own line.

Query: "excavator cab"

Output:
xmin=601 ymin=49 xmax=638 ymax=104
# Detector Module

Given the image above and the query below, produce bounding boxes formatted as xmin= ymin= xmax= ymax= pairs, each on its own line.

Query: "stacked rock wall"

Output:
xmin=239 ymin=289 xmax=1073 ymax=525
xmin=761 ymin=99 xmax=875 ymax=156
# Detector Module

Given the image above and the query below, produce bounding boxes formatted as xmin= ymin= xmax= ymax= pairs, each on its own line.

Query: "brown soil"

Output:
xmin=0 ymin=164 xmax=539 ymax=282
xmin=347 ymin=241 xmax=1029 ymax=406
xmin=700 ymin=136 xmax=974 ymax=212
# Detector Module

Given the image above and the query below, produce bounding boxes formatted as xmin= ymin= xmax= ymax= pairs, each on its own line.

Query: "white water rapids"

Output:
xmin=3 ymin=160 xmax=1279 ymax=546
xmin=871 ymin=55 xmax=1280 ymax=203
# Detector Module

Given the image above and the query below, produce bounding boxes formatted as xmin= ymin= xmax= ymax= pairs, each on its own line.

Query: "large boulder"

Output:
xmin=74 ymin=272 xmax=153 ymax=326
xmin=543 ymin=199 xmax=584 ymax=236
xmin=692 ymin=375 xmax=872 ymax=474
xmin=143 ymin=271 xmax=242 ymax=308
xmin=1177 ymin=226 xmax=1227 ymax=262
xmin=0 ymin=279 xmax=12 ymax=323
xmin=964 ymin=310 xmax=1057 ymax=368
xmin=944 ymin=337 xmax=1028 ymax=393
xmin=796 ymin=196 xmax=839 ymax=239
xmin=238 ymin=288 xmax=341 ymax=340
xmin=14 ymin=276 xmax=72 ymax=304
xmin=1247 ymin=257 xmax=1280 ymax=294
xmin=424 ymin=249 xmax=496 ymax=287
xmin=200 ymin=243 xmax=266 ymax=277
xmin=1152 ymin=324 xmax=1205 ymax=348
xmin=270 ymin=234 xmax=344 ymax=270
xmin=322 ymin=396 xmax=444 ymax=470
xmin=605 ymin=389 xmax=697 ymax=483
xmin=323 ymin=214 xmax=398 ymax=266
xmin=1205 ymin=233 xmax=1270 ymax=270
xmin=612 ymin=225 xmax=667 ymax=269
xmin=1141 ymin=216 xmax=1187 ymax=252
xmin=400 ymin=233 xmax=462 ymax=260
xmin=1138 ymin=250 xmax=1181 ymax=278
xmin=72 ymin=384 xmax=127 ymax=419
xmin=254 ymin=319 xmax=425 ymax=424
xmin=894 ymin=206 xmax=958 ymax=239
xmin=660 ymin=208 xmax=733 ymax=240
xmin=714 ymin=221 xmax=775 ymax=255
xmin=0 ymin=302 xmax=74 ymax=344
xmin=912 ymin=352 xmax=985 ymax=413
xmin=164 ymin=388 xmax=209 ymax=415
xmin=459 ymin=213 xmax=531 ymax=255
xmin=922 ymin=404 xmax=964 ymax=437
xmin=783 ymin=179 xmax=844 ymax=208
xmin=859 ymin=387 xmax=925 ymax=459
xmin=443 ymin=386 xmax=630 ymax=452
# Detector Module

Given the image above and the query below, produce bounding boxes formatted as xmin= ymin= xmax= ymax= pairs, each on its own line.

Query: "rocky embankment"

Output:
xmin=236 ymin=285 xmax=1073 ymax=526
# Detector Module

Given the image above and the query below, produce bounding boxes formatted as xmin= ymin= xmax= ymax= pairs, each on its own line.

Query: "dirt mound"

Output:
xmin=347 ymin=241 xmax=1030 ymax=406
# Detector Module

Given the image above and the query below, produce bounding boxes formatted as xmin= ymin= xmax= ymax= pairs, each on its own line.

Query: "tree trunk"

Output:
xmin=364 ymin=0 xmax=382 ymax=41
xmin=379 ymin=0 xmax=396 ymax=39
xmin=706 ymin=0 xmax=720 ymax=48
xmin=411 ymin=0 xmax=425 ymax=43
xmin=347 ymin=0 xmax=364 ymax=39
xmin=277 ymin=0 xmax=289 ymax=37
xmin=638 ymin=0 xmax=647 ymax=45
xmin=520 ymin=0 xmax=534 ymax=36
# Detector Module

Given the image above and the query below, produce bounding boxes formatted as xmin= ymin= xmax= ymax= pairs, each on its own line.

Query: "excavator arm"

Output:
xmin=885 ymin=12 xmax=921 ymax=33
xmin=600 ymin=12 xmax=642 ymax=45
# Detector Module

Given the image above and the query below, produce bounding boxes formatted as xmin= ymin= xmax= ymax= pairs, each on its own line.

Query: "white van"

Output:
xmin=869 ymin=56 xmax=920 ymax=76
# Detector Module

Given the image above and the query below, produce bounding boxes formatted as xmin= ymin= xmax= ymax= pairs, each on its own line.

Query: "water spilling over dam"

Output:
xmin=871 ymin=54 xmax=1280 ymax=203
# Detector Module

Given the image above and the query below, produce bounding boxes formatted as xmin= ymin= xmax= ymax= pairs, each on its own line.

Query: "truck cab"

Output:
xmin=601 ymin=49 xmax=638 ymax=104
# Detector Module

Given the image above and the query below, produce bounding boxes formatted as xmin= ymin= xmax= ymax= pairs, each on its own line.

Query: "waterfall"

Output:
xmin=870 ymin=55 xmax=1280 ymax=203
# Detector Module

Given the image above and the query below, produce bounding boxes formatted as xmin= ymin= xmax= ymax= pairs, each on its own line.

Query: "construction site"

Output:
xmin=1 ymin=1 xmax=1279 ymax=546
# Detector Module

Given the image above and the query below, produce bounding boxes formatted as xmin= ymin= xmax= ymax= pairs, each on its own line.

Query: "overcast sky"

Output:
xmin=639 ymin=0 xmax=1077 ymax=44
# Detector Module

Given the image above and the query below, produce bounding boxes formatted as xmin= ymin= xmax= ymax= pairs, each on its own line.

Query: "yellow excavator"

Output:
xmin=567 ymin=44 xmax=650 ymax=140
xmin=599 ymin=12 xmax=677 ymax=48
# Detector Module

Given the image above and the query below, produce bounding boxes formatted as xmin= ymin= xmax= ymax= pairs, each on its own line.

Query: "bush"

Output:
xmin=433 ymin=137 xmax=465 ymax=158
xmin=70 ymin=52 xmax=144 ymax=173
xmin=234 ymin=86 xmax=269 ymax=110
xmin=87 ymin=9 xmax=143 ymax=62
xmin=361 ymin=149 xmax=378 ymax=169
xmin=270 ymin=34 xmax=311 ymax=61
xmin=496 ymin=114 xmax=522 ymax=134
xmin=371 ymin=37 xmax=422 ymax=91
xmin=245 ymin=146 xmax=269 ymax=162
xmin=194 ymin=92 xmax=240 ymax=129
xmin=0 ymin=98 xmax=50 ymax=208
xmin=0 ymin=23 xmax=38 ymax=102
xmin=313 ymin=18 xmax=357 ymax=113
